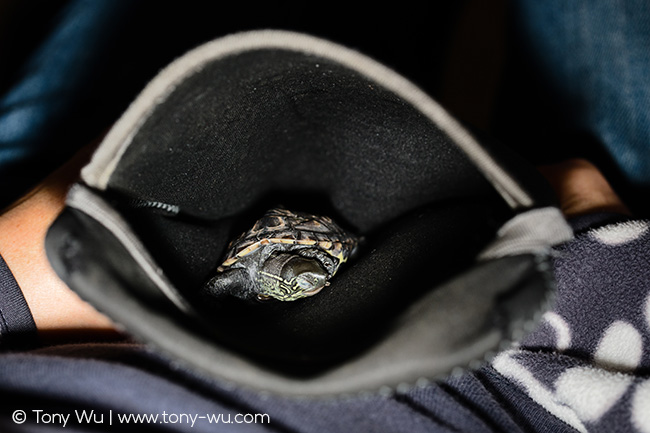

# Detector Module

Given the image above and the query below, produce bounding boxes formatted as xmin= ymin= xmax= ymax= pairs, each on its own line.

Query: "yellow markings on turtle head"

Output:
xmin=268 ymin=238 xmax=296 ymax=244
xmin=258 ymin=271 xmax=284 ymax=282
xmin=236 ymin=242 xmax=262 ymax=257
xmin=297 ymin=239 xmax=317 ymax=245
xmin=318 ymin=240 xmax=332 ymax=249
xmin=258 ymin=271 xmax=296 ymax=298
xmin=221 ymin=257 xmax=237 ymax=267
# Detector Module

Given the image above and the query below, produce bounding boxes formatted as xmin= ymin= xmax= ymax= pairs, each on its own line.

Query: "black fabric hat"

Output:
xmin=46 ymin=30 xmax=572 ymax=397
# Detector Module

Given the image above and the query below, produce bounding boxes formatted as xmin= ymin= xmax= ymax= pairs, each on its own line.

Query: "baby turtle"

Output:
xmin=204 ymin=207 xmax=359 ymax=302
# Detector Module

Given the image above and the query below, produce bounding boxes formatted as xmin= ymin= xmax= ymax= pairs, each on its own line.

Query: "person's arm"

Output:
xmin=0 ymin=145 xmax=120 ymax=343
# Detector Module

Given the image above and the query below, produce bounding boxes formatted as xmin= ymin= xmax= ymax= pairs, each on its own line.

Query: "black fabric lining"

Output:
xmin=0 ymin=254 xmax=39 ymax=350
xmin=113 ymin=196 xmax=511 ymax=367
xmin=108 ymin=49 xmax=494 ymax=230
xmin=104 ymin=47 xmax=510 ymax=290
xmin=92 ymin=48 xmax=521 ymax=365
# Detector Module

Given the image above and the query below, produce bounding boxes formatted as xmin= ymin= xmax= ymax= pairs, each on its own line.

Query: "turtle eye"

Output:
xmin=294 ymin=272 xmax=327 ymax=294
xmin=275 ymin=255 xmax=328 ymax=296
xmin=295 ymin=275 xmax=316 ymax=290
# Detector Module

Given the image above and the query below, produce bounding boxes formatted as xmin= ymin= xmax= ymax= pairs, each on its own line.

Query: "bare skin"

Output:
xmin=0 ymin=144 xmax=122 ymax=343
xmin=0 ymin=154 xmax=630 ymax=343
xmin=537 ymin=158 xmax=631 ymax=218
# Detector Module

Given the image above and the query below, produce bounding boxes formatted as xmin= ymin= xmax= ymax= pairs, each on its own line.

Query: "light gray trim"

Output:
xmin=66 ymin=184 xmax=195 ymax=315
xmin=80 ymin=30 xmax=533 ymax=209
xmin=115 ymin=254 xmax=542 ymax=397
xmin=62 ymin=185 xmax=556 ymax=397
xmin=478 ymin=207 xmax=574 ymax=260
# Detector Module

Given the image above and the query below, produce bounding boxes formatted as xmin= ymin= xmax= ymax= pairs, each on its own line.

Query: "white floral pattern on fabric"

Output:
xmin=594 ymin=321 xmax=643 ymax=371
xmin=493 ymin=217 xmax=650 ymax=433
xmin=590 ymin=221 xmax=649 ymax=245
xmin=555 ymin=367 xmax=633 ymax=422
xmin=542 ymin=311 xmax=572 ymax=351
xmin=631 ymin=380 xmax=650 ymax=433
xmin=493 ymin=351 xmax=588 ymax=433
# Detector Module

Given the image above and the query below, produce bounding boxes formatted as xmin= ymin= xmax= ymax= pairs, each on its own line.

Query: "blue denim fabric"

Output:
xmin=0 ymin=0 xmax=134 ymax=205
xmin=512 ymin=0 xmax=650 ymax=186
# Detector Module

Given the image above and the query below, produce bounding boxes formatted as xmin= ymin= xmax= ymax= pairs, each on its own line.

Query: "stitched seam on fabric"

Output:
xmin=473 ymin=369 xmax=544 ymax=433
xmin=393 ymin=393 xmax=462 ymax=432
xmin=438 ymin=381 xmax=513 ymax=433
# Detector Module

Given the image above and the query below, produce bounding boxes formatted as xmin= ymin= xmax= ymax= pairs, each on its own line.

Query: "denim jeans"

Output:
xmin=0 ymin=0 xmax=135 ymax=207
xmin=511 ymin=0 xmax=650 ymax=187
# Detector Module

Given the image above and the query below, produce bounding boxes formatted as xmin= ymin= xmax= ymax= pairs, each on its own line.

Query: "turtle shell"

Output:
xmin=218 ymin=208 xmax=358 ymax=272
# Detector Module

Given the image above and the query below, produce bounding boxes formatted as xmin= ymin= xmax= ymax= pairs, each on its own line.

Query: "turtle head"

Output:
xmin=257 ymin=254 xmax=329 ymax=301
